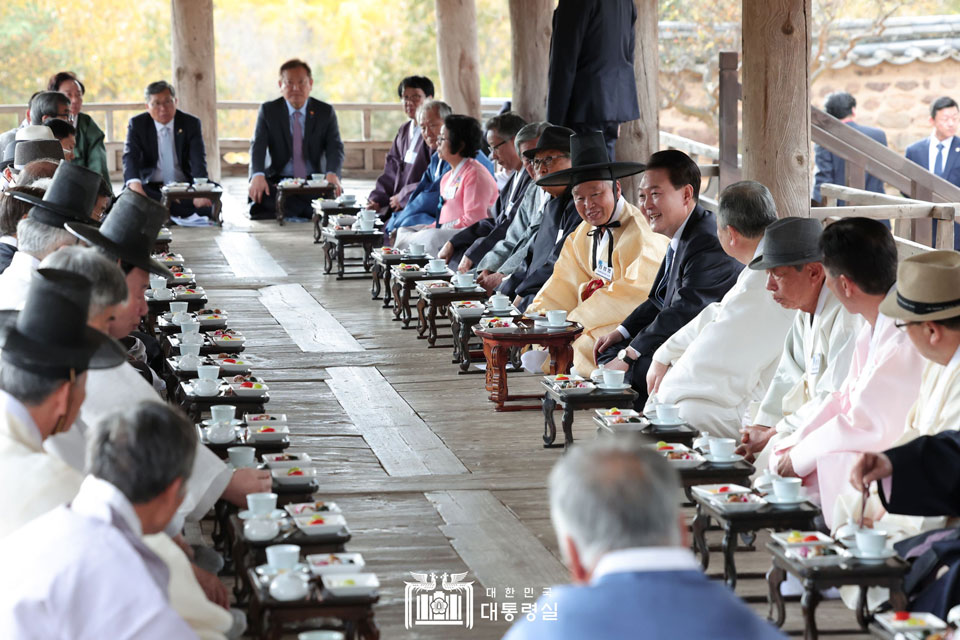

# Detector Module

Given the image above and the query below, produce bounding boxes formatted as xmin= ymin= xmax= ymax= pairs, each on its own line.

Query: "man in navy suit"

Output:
xmin=504 ymin=438 xmax=785 ymax=640
xmin=595 ymin=150 xmax=742 ymax=406
xmin=546 ymin=0 xmax=639 ymax=161
xmin=813 ymin=92 xmax=887 ymax=206
xmin=122 ymin=80 xmax=212 ymax=219
xmin=906 ymin=96 xmax=960 ymax=248
xmin=247 ymin=58 xmax=345 ymax=220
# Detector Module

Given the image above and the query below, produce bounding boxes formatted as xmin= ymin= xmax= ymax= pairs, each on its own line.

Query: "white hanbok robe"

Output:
xmin=0 ymin=475 xmax=199 ymax=640
xmin=0 ymin=250 xmax=38 ymax=311
xmin=646 ymin=243 xmax=796 ymax=439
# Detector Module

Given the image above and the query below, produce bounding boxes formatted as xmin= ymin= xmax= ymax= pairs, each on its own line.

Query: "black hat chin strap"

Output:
xmin=587 ymin=220 xmax=621 ymax=271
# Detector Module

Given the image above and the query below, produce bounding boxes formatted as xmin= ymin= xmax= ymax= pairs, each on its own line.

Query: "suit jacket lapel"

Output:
xmin=663 ymin=205 xmax=702 ymax=302
xmin=172 ymin=112 xmax=186 ymax=171
xmin=278 ymin=100 xmax=293 ymax=162
xmin=302 ymin=98 xmax=317 ymax=166
xmin=146 ymin=119 xmax=160 ymax=173
xmin=944 ymin=136 xmax=960 ymax=179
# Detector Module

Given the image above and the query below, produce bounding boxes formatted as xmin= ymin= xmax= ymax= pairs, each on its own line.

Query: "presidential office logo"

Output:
xmin=404 ymin=571 xmax=475 ymax=629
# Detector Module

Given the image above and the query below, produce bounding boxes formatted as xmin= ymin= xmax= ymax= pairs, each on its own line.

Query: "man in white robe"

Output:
xmin=644 ymin=182 xmax=796 ymax=439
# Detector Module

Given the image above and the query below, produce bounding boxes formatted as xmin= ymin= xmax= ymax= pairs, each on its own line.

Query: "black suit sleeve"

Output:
xmin=122 ymin=117 xmax=146 ymax=184
xmin=187 ymin=117 xmax=208 ymax=179
xmin=322 ymin=107 xmax=344 ymax=177
xmin=450 ymin=219 xmax=495 ymax=252
xmin=812 ymin=144 xmax=835 ymax=204
xmin=628 ymin=234 xmax=740 ymax=357
xmin=546 ymin=0 xmax=591 ymax=125
xmin=879 ymin=432 xmax=960 ymax=518
xmin=249 ymin=103 xmax=270 ymax=178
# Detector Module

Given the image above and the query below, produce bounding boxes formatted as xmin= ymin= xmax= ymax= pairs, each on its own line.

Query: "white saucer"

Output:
xmin=255 ymin=562 xmax=310 ymax=578
xmin=201 ymin=418 xmax=243 ymax=427
xmin=596 ymin=382 xmax=631 ymax=391
xmin=703 ymin=453 xmax=745 ymax=466
xmin=765 ymin=493 xmax=807 ymax=507
xmin=534 ymin=320 xmax=573 ymax=329
xmin=403 ymin=253 xmax=426 ymax=258
xmin=649 ymin=417 xmax=686 ymax=427
xmin=423 ymin=270 xmax=448 ymax=276
xmin=845 ymin=548 xmax=896 ymax=562
xmin=239 ymin=509 xmax=287 ymax=520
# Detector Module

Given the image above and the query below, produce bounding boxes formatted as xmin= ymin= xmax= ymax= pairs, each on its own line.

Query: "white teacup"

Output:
xmin=299 ymin=631 xmax=345 ymax=640
xmin=489 ymin=294 xmax=510 ymax=311
xmin=772 ymin=477 xmax=803 ymax=501
xmin=179 ymin=320 xmax=201 ymax=334
xmin=655 ymin=403 xmax=681 ymax=423
xmin=339 ymin=194 xmax=357 ymax=204
xmin=545 ymin=310 xmax=567 ymax=326
xmin=180 ymin=343 xmax=201 ymax=358
xmin=708 ymin=437 xmax=737 ymax=459
xmin=227 ymin=446 xmax=256 ymax=468
xmin=244 ymin=518 xmax=280 ymax=542
xmin=311 ymin=173 xmax=324 ymax=181
xmin=194 ymin=177 xmax=208 ymax=185
xmin=193 ymin=379 xmax=220 ymax=396
xmin=358 ymin=219 xmax=375 ymax=231
xmin=170 ymin=301 xmax=189 ymax=314
xmin=246 ymin=491 xmax=278 ymax=516
xmin=455 ymin=272 xmax=475 ymax=288
xmin=149 ymin=275 xmax=167 ymax=290
xmin=408 ymin=243 xmax=425 ymax=256
xmin=154 ymin=287 xmax=174 ymax=301
xmin=855 ymin=529 xmax=889 ymax=556
xmin=180 ymin=333 xmax=204 ymax=346
xmin=196 ymin=364 xmax=220 ymax=381
xmin=178 ymin=354 xmax=201 ymax=370
xmin=601 ymin=368 xmax=625 ymax=387
xmin=266 ymin=544 xmax=301 ymax=571
xmin=210 ymin=404 xmax=235 ymax=424
xmin=428 ymin=258 xmax=446 ymax=273
xmin=360 ymin=210 xmax=377 ymax=222
xmin=206 ymin=423 xmax=235 ymax=443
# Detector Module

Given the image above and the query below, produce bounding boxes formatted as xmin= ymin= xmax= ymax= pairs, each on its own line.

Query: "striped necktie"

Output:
xmin=655 ymin=245 xmax=675 ymax=304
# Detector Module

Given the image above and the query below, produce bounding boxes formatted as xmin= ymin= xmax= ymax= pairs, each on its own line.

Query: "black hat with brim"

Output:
xmin=521 ymin=125 xmax=575 ymax=159
xmin=0 ymin=269 xmax=126 ymax=377
xmin=748 ymin=217 xmax=824 ymax=270
xmin=66 ymin=189 xmax=173 ymax=278
xmin=9 ymin=161 xmax=101 ymax=228
xmin=533 ymin=130 xmax=646 ymax=187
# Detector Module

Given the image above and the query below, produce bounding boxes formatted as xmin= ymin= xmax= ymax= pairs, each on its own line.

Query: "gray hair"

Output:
xmin=515 ymin=121 xmax=549 ymax=155
xmin=549 ymin=437 xmax=680 ymax=568
xmin=16 ymin=217 xmax=76 ymax=259
xmin=145 ymin=80 xmax=176 ymax=101
xmin=29 ymin=91 xmax=70 ymax=125
xmin=40 ymin=246 xmax=128 ymax=318
xmin=0 ymin=361 xmax=69 ymax=405
xmin=417 ymin=99 xmax=452 ymax=122
xmin=87 ymin=402 xmax=197 ymax=504
xmin=717 ymin=180 xmax=778 ymax=239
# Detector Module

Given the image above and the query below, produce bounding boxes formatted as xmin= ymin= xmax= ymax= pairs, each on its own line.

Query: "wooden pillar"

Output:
xmin=171 ymin=0 xmax=220 ymax=181
xmin=508 ymin=0 xmax=552 ymax=122
xmin=741 ymin=0 xmax=811 ymax=217
xmin=617 ymin=0 xmax=658 ymax=206
xmin=434 ymin=0 xmax=482 ymax=120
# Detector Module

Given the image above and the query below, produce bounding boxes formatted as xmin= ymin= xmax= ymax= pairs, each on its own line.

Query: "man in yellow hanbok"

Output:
xmin=525 ymin=132 xmax=668 ymax=374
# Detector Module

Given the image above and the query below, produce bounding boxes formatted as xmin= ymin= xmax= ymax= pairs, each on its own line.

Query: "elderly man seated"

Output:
xmin=503 ymin=438 xmax=785 ymax=639
xmin=523 ymin=131 xmax=668 ymax=374
xmin=768 ymin=218 xmax=926 ymax=527
xmin=736 ymin=218 xmax=862 ymax=468
xmin=594 ymin=150 xmax=742 ymax=406
xmin=643 ymin=181 xmax=795 ymax=439
xmin=0 ymin=401 xmax=203 ymax=638
xmin=0 ymin=185 xmax=43 ymax=274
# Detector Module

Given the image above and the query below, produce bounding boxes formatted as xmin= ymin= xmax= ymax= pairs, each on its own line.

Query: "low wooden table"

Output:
xmin=766 ymin=542 xmax=909 ymax=640
xmin=414 ymin=283 xmax=487 ymax=346
xmin=320 ymin=228 xmax=382 ymax=279
xmin=162 ymin=333 xmax=245 ymax=358
xmin=311 ymin=202 xmax=363 ymax=242
xmin=541 ymin=381 xmax=639 ymax=448
xmin=276 ymin=182 xmax=336 ymax=225
xmin=196 ymin=425 xmax=289 ymax=460
xmin=691 ymin=492 xmax=821 ymax=589
xmin=175 ymin=382 xmax=267 ymax=422
xmin=160 ymin=184 xmax=224 ymax=225
xmin=474 ymin=319 xmax=583 ymax=412
xmin=449 ymin=304 xmax=520 ymax=373
xmin=370 ymin=252 xmax=429 ymax=306
xmin=390 ymin=266 xmax=452 ymax=327
xmin=592 ymin=416 xmax=699 ymax=448
xmin=677 ymin=458 xmax=755 ymax=497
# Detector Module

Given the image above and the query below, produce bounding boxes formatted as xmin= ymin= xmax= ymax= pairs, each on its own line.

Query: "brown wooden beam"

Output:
xmin=434 ymin=0 xmax=482 ymax=119
xmin=508 ymin=0 xmax=552 ymax=122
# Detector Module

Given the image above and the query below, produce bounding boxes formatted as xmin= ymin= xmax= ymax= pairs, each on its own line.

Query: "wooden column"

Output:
xmin=171 ymin=0 xmax=220 ymax=181
xmin=434 ymin=0 xmax=482 ymax=120
xmin=508 ymin=0 xmax=552 ymax=122
xmin=617 ymin=0 xmax=658 ymax=206
xmin=741 ymin=0 xmax=811 ymax=217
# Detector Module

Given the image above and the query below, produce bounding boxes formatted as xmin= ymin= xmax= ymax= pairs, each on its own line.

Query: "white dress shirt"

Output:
xmin=0 ymin=250 xmax=39 ymax=310
xmin=590 ymin=547 xmax=701 ymax=585
xmin=927 ymin=133 xmax=956 ymax=173
xmin=148 ymin=120 xmax=186 ymax=184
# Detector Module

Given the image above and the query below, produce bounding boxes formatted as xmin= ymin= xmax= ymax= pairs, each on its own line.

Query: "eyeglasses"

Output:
xmin=281 ymin=80 xmax=311 ymax=89
xmin=437 ymin=135 xmax=447 ymax=144
xmin=490 ymin=138 xmax=510 ymax=151
xmin=894 ymin=320 xmax=920 ymax=332
xmin=149 ymin=99 xmax=175 ymax=109
xmin=532 ymin=154 xmax=569 ymax=170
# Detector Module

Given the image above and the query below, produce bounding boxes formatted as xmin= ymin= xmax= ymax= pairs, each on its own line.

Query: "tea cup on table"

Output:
xmin=194 ymin=177 xmax=208 ymax=185
xmin=489 ymin=294 xmax=510 ymax=311
xmin=149 ymin=275 xmax=167 ymax=290
xmin=428 ymin=258 xmax=446 ymax=273
xmin=197 ymin=364 xmax=220 ymax=381
xmin=854 ymin=529 xmax=889 ymax=556
xmin=655 ymin=403 xmax=681 ymax=423
xmin=170 ymin=301 xmax=189 ymax=314
xmin=193 ymin=379 xmax=220 ymax=396
xmin=266 ymin=544 xmax=301 ymax=571
xmin=311 ymin=173 xmax=324 ymax=181
xmin=179 ymin=320 xmax=200 ymax=334
xmin=246 ymin=491 xmax=278 ymax=516
xmin=180 ymin=332 xmax=204 ymax=346
xmin=708 ymin=437 xmax=737 ymax=459
xmin=210 ymin=404 xmax=235 ymax=424
xmin=772 ymin=477 xmax=803 ymax=501
xmin=545 ymin=310 xmax=567 ymax=327
xmin=455 ymin=272 xmax=475 ymax=288
xmin=360 ymin=209 xmax=377 ymax=222
xmin=601 ymin=368 xmax=625 ymax=387
xmin=299 ymin=632 xmax=345 ymax=640
xmin=408 ymin=243 xmax=425 ymax=256
xmin=227 ymin=446 xmax=256 ymax=468
xmin=357 ymin=218 xmax=375 ymax=231
xmin=339 ymin=194 xmax=357 ymax=205
xmin=154 ymin=287 xmax=174 ymax=301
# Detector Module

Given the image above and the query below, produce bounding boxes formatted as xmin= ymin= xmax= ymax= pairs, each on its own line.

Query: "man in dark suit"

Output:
xmin=906 ymin=96 xmax=960 ymax=248
xmin=546 ymin=0 xmax=640 ymax=161
xmin=594 ymin=150 xmax=742 ymax=405
xmin=248 ymin=58 xmax=345 ymax=220
xmin=813 ymin=91 xmax=887 ymax=206
xmin=122 ymin=80 xmax=212 ymax=219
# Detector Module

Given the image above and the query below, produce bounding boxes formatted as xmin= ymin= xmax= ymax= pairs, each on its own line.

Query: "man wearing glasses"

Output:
xmin=247 ymin=58 xmax=345 ymax=220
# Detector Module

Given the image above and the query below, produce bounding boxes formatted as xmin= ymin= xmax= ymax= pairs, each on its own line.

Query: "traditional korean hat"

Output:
xmin=8 ymin=161 xmax=98 ymax=226
xmin=749 ymin=217 xmax=823 ymax=270
xmin=879 ymin=250 xmax=960 ymax=322
xmin=65 ymin=189 xmax=172 ymax=278
xmin=521 ymin=125 xmax=574 ymax=159
xmin=534 ymin=131 xmax=646 ymax=187
xmin=12 ymin=139 xmax=63 ymax=171
xmin=0 ymin=268 xmax=125 ymax=377
xmin=14 ymin=125 xmax=55 ymax=142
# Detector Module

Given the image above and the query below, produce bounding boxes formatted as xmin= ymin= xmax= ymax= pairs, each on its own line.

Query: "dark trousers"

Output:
xmin=570 ymin=122 xmax=620 ymax=161
xmin=142 ymin=183 xmax=213 ymax=219
xmin=597 ymin=337 xmax=652 ymax=409
xmin=247 ymin=177 xmax=312 ymax=220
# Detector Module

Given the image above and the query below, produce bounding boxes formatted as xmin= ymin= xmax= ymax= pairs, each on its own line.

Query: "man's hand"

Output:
xmin=457 ymin=256 xmax=473 ymax=273
xmin=221 ymin=467 xmax=271 ymax=507
xmin=192 ymin=197 xmax=214 ymax=209
xmin=326 ymin=173 xmax=343 ymax=197
xmin=127 ymin=181 xmax=147 ymax=197
xmin=594 ymin=329 xmax=625 ymax=361
xmin=776 ymin=451 xmax=797 ymax=478
xmin=478 ymin=272 xmax=505 ymax=294
xmin=191 ymin=565 xmax=229 ymax=609
xmin=736 ymin=425 xmax=776 ymax=461
xmin=850 ymin=452 xmax=893 ymax=493
xmin=388 ymin=193 xmax=403 ymax=210
xmin=604 ymin=357 xmax=629 ymax=372
xmin=646 ymin=360 xmax=669 ymax=395
xmin=248 ymin=174 xmax=269 ymax=204
xmin=438 ymin=242 xmax=454 ymax=262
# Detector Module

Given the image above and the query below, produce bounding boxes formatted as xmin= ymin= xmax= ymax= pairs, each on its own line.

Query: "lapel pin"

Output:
xmin=309 ymin=110 xmax=315 ymax=116
xmin=178 ymin=128 xmax=183 ymax=134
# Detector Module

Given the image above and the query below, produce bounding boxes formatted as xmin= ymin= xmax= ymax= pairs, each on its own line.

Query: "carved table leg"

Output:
xmin=450 ymin=315 xmax=462 ymax=363
xmin=486 ymin=344 xmax=510 ymax=409
xmin=426 ymin=301 xmax=439 ymax=345
xmin=548 ymin=342 xmax=575 ymax=375
xmin=391 ymin=280 xmax=403 ymax=320
xmin=336 ymin=241 xmax=346 ymax=279
xmin=801 ymin=579 xmax=822 ymax=640
xmin=459 ymin=322 xmax=474 ymax=372
xmin=561 ymin=405 xmax=575 ymax=447
xmin=312 ymin=213 xmax=322 ymax=243
xmin=767 ymin=564 xmax=787 ymax=627
xmin=855 ymin=586 xmax=869 ymax=630
xmin=371 ymin=264 xmax=382 ymax=299
xmin=722 ymin=523 xmax=739 ymax=589
xmin=888 ymin=587 xmax=908 ymax=613
xmin=691 ymin=506 xmax=711 ymax=570
xmin=416 ymin=298 xmax=428 ymax=338
xmin=542 ymin=395 xmax=558 ymax=446
xmin=383 ymin=270 xmax=394 ymax=308
xmin=358 ymin=612 xmax=380 ymax=640
xmin=400 ymin=285 xmax=413 ymax=327
xmin=322 ymin=241 xmax=333 ymax=274
xmin=276 ymin=191 xmax=286 ymax=225
xmin=362 ymin=241 xmax=374 ymax=272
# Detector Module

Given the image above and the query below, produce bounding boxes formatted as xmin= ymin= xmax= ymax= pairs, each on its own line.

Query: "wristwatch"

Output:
xmin=617 ymin=348 xmax=637 ymax=364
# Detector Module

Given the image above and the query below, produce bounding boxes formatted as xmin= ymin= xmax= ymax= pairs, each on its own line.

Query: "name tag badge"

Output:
xmin=810 ymin=353 xmax=823 ymax=375
xmin=403 ymin=147 xmax=418 ymax=164
xmin=596 ymin=261 xmax=614 ymax=281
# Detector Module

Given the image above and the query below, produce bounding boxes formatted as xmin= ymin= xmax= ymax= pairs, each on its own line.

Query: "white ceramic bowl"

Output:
xmin=307 ymin=553 xmax=365 ymax=576
xmin=244 ymin=518 xmax=280 ymax=541
xmin=263 ymin=452 xmax=312 ymax=469
xmin=294 ymin=513 xmax=347 ymax=536
xmin=272 ymin=467 xmax=317 ymax=486
xmin=269 ymin=572 xmax=309 ymax=601
xmin=230 ymin=381 xmax=269 ymax=397
xmin=248 ymin=424 xmax=290 ymax=442
xmin=323 ymin=573 xmax=379 ymax=598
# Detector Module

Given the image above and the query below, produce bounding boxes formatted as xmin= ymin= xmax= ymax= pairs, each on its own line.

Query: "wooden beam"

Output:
xmin=811 ymin=204 xmax=955 ymax=221
xmin=818 ymin=184 xmax=928 ymax=206
xmin=717 ymin=51 xmax=741 ymax=189
xmin=434 ymin=0 xmax=482 ymax=119
xmin=618 ymin=0 xmax=659 ymax=206
xmin=171 ymin=0 xmax=220 ymax=181
xmin=214 ymin=232 xmax=287 ymax=279
xmin=508 ymin=0 xmax=552 ymax=122
xmin=741 ymin=0 xmax=812 ymax=218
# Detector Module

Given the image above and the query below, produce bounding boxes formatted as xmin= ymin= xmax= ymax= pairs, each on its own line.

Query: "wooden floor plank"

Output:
xmin=214 ymin=231 xmax=288 ymax=278
xmin=259 ymin=283 xmax=364 ymax=353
